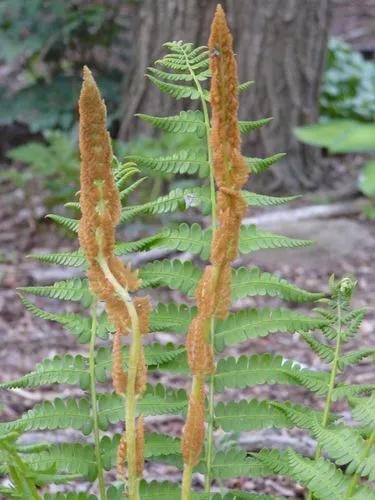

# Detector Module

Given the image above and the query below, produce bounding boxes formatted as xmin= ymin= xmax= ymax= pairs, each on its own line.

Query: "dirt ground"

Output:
xmin=0 ymin=182 xmax=374 ymax=498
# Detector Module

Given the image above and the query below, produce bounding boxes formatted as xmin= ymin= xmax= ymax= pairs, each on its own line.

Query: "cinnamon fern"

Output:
xmin=1 ymin=3 xmax=373 ymax=500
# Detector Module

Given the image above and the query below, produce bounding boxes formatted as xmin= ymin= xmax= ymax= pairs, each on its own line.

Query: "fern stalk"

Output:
xmin=89 ymin=298 xmax=106 ymax=500
xmin=181 ymin=37 xmax=217 ymax=498
xmin=307 ymin=285 xmax=344 ymax=500
xmin=97 ymin=256 xmax=142 ymax=500
xmin=346 ymin=429 xmax=375 ymax=498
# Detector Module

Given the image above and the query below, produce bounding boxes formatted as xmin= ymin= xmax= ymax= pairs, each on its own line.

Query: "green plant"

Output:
xmin=4 ymin=130 xmax=79 ymax=204
xmin=1 ymin=5 xmax=374 ymax=500
xmin=321 ymin=38 xmax=375 ymax=122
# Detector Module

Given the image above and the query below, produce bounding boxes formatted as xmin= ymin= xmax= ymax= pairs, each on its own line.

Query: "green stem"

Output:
xmin=345 ymin=430 xmax=375 ymax=499
xmin=2 ymin=443 xmax=41 ymax=500
xmin=307 ymin=294 xmax=343 ymax=500
xmin=89 ymin=298 xmax=107 ymax=500
xmin=182 ymin=45 xmax=217 ymax=499
xmin=98 ymin=257 xmax=141 ymax=500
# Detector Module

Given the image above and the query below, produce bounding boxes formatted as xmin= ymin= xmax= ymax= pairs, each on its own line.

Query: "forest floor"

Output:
xmin=0 ymin=184 xmax=374 ymax=498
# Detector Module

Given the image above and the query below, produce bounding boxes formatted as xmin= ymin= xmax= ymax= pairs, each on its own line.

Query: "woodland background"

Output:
xmin=0 ymin=0 xmax=374 ymax=497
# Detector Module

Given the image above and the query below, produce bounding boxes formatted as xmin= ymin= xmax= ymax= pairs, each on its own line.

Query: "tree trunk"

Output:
xmin=119 ymin=0 xmax=332 ymax=192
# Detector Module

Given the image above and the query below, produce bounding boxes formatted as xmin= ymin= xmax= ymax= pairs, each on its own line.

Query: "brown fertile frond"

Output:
xmin=181 ymin=379 xmax=205 ymax=466
xmin=135 ymin=416 xmax=145 ymax=478
xmin=112 ymin=330 xmax=127 ymax=395
xmin=117 ymin=430 xmax=127 ymax=480
xmin=209 ymin=5 xmax=249 ymax=191
xmin=135 ymin=346 xmax=147 ymax=396
xmin=134 ymin=296 xmax=152 ymax=335
xmin=186 ymin=315 xmax=215 ymax=376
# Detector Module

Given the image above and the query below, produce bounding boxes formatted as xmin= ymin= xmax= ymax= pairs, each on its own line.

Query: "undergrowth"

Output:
xmin=0 ymin=4 xmax=374 ymax=500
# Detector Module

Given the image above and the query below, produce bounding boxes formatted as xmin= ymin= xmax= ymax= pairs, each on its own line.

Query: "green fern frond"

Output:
xmin=0 ymin=398 xmax=92 ymax=435
xmin=97 ymin=385 xmax=187 ymax=430
xmin=25 ymin=443 xmax=97 ymax=481
xmin=246 ymin=153 xmax=286 ymax=174
xmin=19 ymin=296 xmax=95 ymax=343
xmin=239 ymin=225 xmax=313 ymax=254
xmin=232 ymin=267 xmax=323 ymax=303
xmin=136 ymin=110 xmax=205 ymax=136
xmin=0 ymin=354 xmax=89 ymax=391
xmin=120 ymin=176 xmax=148 ymax=200
xmin=149 ymin=303 xmax=196 ymax=334
xmin=270 ymin=400 xmax=333 ymax=430
xmin=352 ymin=396 xmax=375 ymax=427
xmin=148 ymin=66 xmax=201 ymax=82
xmin=29 ymin=250 xmax=84 ymax=267
xmin=46 ymin=214 xmax=79 ymax=233
xmin=214 ymin=354 xmax=328 ymax=394
xmin=138 ymin=480 xmax=184 ymax=500
xmin=239 ymin=118 xmax=273 ymax=134
xmin=332 ymin=384 xmax=375 ymax=401
xmin=157 ymin=223 xmax=211 ymax=259
xmin=311 ymin=423 xmax=375 ymax=480
xmin=238 ymin=81 xmax=254 ymax=93
xmin=338 ymin=348 xmax=375 ymax=370
xmin=44 ymin=493 xmax=96 ymax=500
xmin=300 ymin=333 xmax=334 ymax=363
xmin=146 ymin=75 xmax=201 ymax=100
xmin=243 ymin=191 xmax=300 ymax=207
xmin=215 ymin=308 xmax=326 ymax=351
xmin=123 ymin=152 xmax=209 ymax=177
xmin=18 ymin=279 xmax=90 ymax=304
xmin=140 ymin=259 xmax=201 ymax=296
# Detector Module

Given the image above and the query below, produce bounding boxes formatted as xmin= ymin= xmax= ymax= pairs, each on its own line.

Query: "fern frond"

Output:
xmin=44 ymin=493 xmax=96 ymax=500
xmin=232 ymin=267 xmax=323 ymax=303
xmin=352 ymin=396 xmax=375 ymax=427
xmin=149 ymin=303 xmax=196 ymax=334
xmin=270 ymin=400 xmax=333 ymax=429
xmin=124 ymin=152 xmax=209 ymax=177
xmin=19 ymin=296 xmax=101 ymax=343
xmin=243 ymin=191 xmax=300 ymax=207
xmin=239 ymin=225 xmax=314 ymax=254
xmin=332 ymin=384 xmax=375 ymax=401
xmin=18 ymin=279 xmax=90 ymax=304
xmin=157 ymin=223 xmax=211 ymax=259
xmin=246 ymin=153 xmax=286 ymax=174
xmin=29 ymin=250 xmax=85 ymax=268
xmin=215 ymin=308 xmax=326 ymax=351
xmin=148 ymin=66 xmax=199 ymax=82
xmin=300 ymin=333 xmax=334 ymax=363
xmin=136 ymin=110 xmax=205 ymax=136
xmin=311 ymin=423 xmax=375 ymax=480
xmin=238 ymin=81 xmax=254 ymax=93
xmin=25 ymin=443 xmax=97 ymax=481
xmin=46 ymin=214 xmax=79 ymax=233
xmin=239 ymin=118 xmax=273 ymax=134
xmin=214 ymin=354 xmax=328 ymax=394
xmin=0 ymin=398 xmax=92 ymax=435
xmin=138 ymin=480 xmax=184 ymax=500
xmin=120 ymin=176 xmax=148 ymax=200
xmin=97 ymin=385 xmax=187 ymax=430
xmin=338 ymin=348 xmax=375 ymax=370
xmin=115 ymin=235 xmax=163 ymax=256
xmin=140 ymin=259 xmax=201 ymax=296
xmin=146 ymin=75 xmax=201 ymax=100
xmin=0 ymin=354 xmax=89 ymax=391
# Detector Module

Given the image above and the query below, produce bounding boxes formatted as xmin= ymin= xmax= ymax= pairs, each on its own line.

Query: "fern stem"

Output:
xmin=98 ymin=256 xmax=141 ymax=500
xmin=181 ymin=463 xmax=193 ymax=500
xmin=182 ymin=44 xmax=217 ymax=498
xmin=345 ymin=429 xmax=375 ymax=499
xmin=89 ymin=298 xmax=107 ymax=500
xmin=307 ymin=292 xmax=343 ymax=500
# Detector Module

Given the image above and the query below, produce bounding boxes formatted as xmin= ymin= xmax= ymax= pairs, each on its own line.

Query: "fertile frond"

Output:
xmin=239 ymin=118 xmax=273 ymax=134
xmin=149 ymin=303 xmax=196 ymax=334
xmin=214 ymin=308 xmax=326 ymax=351
xmin=246 ymin=153 xmax=286 ymax=174
xmin=214 ymin=354 xmax=328 ymax=394
xmin=136 ymin=110 xmax=205 ymax=136
xmin=140 ymin=259 xmax=201 ymax=296
xmin=124 ymin=152 xmax=209 ymax=177
xmin=232 ymin=267 xmax=323 ymax=303
xmin=0 ymin=354 xmax=89 ymax=391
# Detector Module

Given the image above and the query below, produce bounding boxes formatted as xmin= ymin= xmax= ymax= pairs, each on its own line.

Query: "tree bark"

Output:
xmin=119 ymin=0 xmax=332 ymax=192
